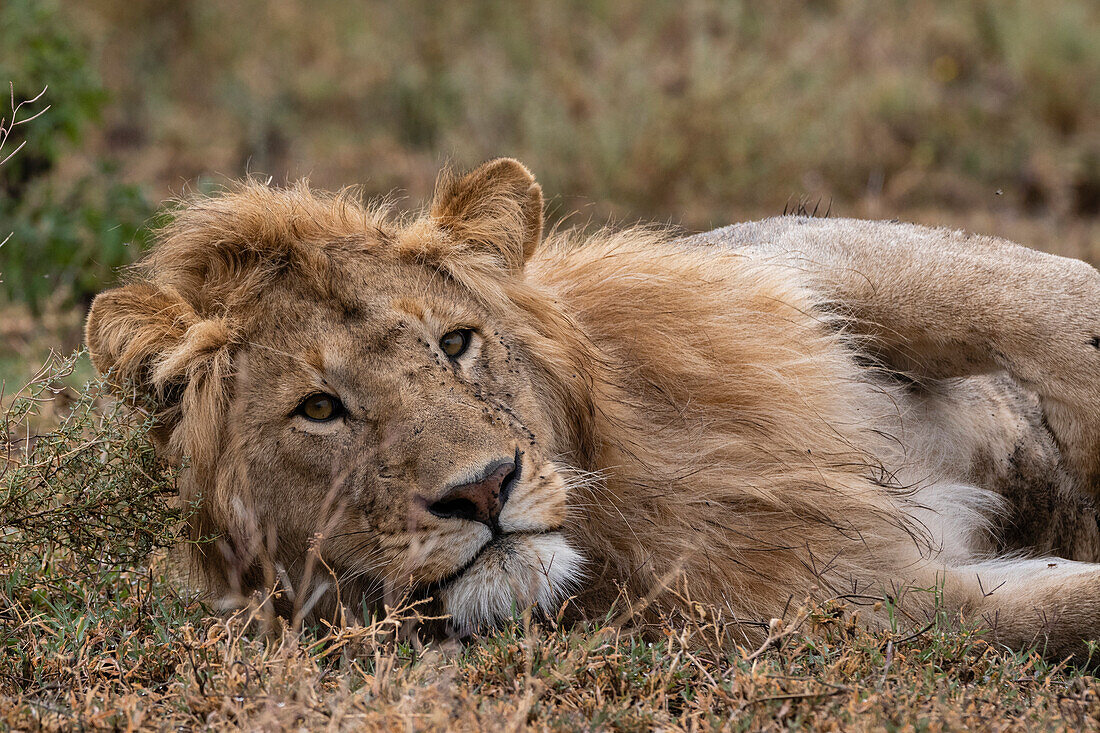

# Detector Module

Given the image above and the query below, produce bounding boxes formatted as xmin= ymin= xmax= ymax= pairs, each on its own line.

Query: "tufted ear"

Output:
xmin=85 ymin=283 xmax=232 ymax=425
xmin=430 ymin=157 xmax=544 ymax=273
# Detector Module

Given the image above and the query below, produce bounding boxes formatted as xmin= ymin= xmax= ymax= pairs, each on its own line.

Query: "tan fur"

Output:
xmin=87 ymin=160 xmax=1100 ymax=660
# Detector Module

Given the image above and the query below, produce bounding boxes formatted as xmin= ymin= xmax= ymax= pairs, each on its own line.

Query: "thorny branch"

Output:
xmin=0 ymin=83 xmax=50 ymax=252
xmin=0 ymin=82 xmax=49 ymax=169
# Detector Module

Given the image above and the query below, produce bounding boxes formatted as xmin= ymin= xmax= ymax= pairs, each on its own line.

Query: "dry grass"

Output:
xmin=6 ymin=566 xmax=1100 ymax=731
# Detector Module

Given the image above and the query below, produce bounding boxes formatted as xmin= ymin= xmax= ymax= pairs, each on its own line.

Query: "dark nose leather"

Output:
xmin=426 ymin=458 xmax=517 ymax=528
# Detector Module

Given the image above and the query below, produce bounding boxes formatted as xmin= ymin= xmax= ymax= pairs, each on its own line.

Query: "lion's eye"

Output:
xmin=439 ymin=329 xmax=472 ymax=359
xmin=296 ymin=393 xmax=344 ymax=422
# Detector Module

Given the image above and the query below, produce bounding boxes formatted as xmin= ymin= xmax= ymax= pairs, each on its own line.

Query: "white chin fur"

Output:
xmin=441 ymin=532 xmax=583 ymax=634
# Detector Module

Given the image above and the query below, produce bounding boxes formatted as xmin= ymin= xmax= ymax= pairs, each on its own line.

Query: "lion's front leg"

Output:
xmin=687 ymin=218 xmax=1100 ymax=491
xmin=936 ymin=557 xmax=1100 ymax=662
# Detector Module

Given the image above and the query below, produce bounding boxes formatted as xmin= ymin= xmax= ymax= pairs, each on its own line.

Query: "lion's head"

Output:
xmin=85 ymin=159 xmax=597 ymax=631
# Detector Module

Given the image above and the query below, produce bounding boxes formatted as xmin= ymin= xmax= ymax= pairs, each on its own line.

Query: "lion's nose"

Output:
xmin=426 ymin=458 xmax=518 ymax=529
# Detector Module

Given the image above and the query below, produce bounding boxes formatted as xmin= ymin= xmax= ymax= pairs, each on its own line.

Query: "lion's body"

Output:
xmin=87 ymin=161 xmax=1100 ymax=659
xmin=535 ymin=223 xmax=1100 ymax=647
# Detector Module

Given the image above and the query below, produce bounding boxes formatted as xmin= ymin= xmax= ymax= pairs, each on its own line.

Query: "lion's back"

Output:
xmin=680 ymin=215 xmax=1015 ymax=254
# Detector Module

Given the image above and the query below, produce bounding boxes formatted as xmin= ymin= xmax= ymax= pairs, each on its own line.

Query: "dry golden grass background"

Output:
xmin=81 ymin=0 xmax=1098 ymax=219
xmin=2 ymin=0 xmax=1100 ymax=729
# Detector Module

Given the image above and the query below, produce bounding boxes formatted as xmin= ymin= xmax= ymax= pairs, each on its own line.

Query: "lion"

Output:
xmin=86 ymin=158 xmax=1100 ymax=659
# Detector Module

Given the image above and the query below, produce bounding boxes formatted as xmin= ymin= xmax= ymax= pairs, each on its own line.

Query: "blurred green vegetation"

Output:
xmin=0 ymin=0 xmax=152 ymax=313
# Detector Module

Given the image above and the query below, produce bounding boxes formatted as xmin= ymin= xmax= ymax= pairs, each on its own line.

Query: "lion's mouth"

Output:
xmin=430 ymin=528 xmax=562 ymax=591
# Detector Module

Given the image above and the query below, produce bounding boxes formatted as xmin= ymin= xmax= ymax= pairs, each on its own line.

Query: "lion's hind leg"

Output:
xmin=689 ymin=218 xmax=1100 ymax=492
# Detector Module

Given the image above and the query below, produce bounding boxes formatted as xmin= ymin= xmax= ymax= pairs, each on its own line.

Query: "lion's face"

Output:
xmin=231 ymin=256 xmax=581 ymax=629
xmin=86 ymin=159 xmax=591 ymax=631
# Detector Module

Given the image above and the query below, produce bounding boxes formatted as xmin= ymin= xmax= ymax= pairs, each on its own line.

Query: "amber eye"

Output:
xmin=296 ymin=393 xmax=343 ymax=422
xmin=439 ymin=329 xmax=472 ymax=359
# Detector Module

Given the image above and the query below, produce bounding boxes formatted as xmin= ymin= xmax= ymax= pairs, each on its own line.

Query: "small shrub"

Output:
xmin=0 ymin=351 xmax=193 ymax=715
xmin=0 ymin=350 xmax=181 ymax=571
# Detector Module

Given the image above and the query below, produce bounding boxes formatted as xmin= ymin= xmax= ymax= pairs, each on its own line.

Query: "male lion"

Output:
xmin=87 ymin=159 xmax=1100 ymax=659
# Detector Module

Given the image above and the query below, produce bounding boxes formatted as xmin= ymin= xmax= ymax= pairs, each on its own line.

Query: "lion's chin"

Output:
xmin=440 ymin=532 xmax=583 ymax=634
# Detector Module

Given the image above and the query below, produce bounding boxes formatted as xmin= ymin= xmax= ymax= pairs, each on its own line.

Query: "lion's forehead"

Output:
xmin=244 ymin=262 xmax=493 ymax=349
xmin=234 ymin=294 xmax=526 ymax=418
